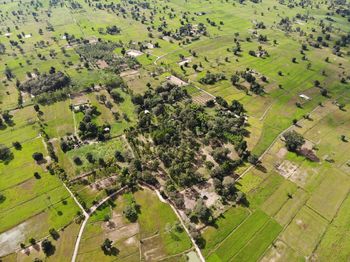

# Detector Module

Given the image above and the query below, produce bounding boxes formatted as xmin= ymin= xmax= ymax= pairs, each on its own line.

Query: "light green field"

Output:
xmin=206 ymin=210 xmax=271 ymax=261
xmin=201 ymin=206 xmax=250 ymax=256
xmin=0 ymin=0 xmax=349 ymax=260
xmin=65 ymin=137 xmax=125 ymax=175
xmin=280 ymin=206 xmax=328 ymax=256
xmin=41 ymin=100 xmax=75 ymax=138
xmin=315 ymin=194 xmax=350 ymax=261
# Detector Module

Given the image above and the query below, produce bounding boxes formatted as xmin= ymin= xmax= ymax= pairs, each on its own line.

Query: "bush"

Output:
xmin=73 ymin=156 xmax=83 ymax=165
xmin=32 ymin=152 xmax=44 ymax=161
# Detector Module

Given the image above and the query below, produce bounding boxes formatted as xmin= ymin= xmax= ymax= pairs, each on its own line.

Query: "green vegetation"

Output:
xmin=0 ymin=0 xmax=349 ymax=260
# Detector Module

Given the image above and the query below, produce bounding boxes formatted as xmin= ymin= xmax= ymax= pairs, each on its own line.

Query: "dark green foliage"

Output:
xmin=283 ymin=130 xmax=305 ymax=152
xmin=0 ymin=144 xmax=12 ymax=162
xmin=101 ymin=238 xmax=119 ymax=256
xmin=19 ymin=72 xmax=70 ymax=95
xmin=200 ymin=72 xmax=226 ymax=85
xmin=192 ymin=199 xmax=213 ymax=224
xmin=41 ymin=239 xmax=55 ymax=256
xmin=123 ymin=198 xmax=139 ymax=222
xmin=32 ymin=152 xmax=44 ymax=161
xmin=49 ymin=228 xmax=60 ymax=240
xmin=77 ymin=42 xmax=139 ymax=73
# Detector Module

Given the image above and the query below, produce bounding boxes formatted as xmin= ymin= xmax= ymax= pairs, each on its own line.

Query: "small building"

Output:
xmin=126 ymin=49 xmax=143 ymax=57
xmin=96 ymin=59 xmax=109 ymax=69
xmin=145 ymin=43 xmax=154 ymax=49
xmin=178 ymin=57 xmax=192 ymax=66
xmin=299 ymin=94 xmax=311 ymax=100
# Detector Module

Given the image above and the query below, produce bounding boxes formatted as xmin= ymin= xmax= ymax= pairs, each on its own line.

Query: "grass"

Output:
xmin=260 ymin=179 xmax=298 ymax=216
xmin=78 ymin=188 xmax=192 ymax=261
xmin=261 ymin=239 xmax=304 ymax=262
xmin=280 ymin=206 xmax=328 ymax=256
xmin=274 ymin=188 xmax=309 ymax=226
xmin=65 ymin=137 xmax=124 ymax=175
xmin=315 ymin=194 xmax=350 ymax=261
xmin=0 ymin=138 xmax=47 ymax=190
xmin=246 ymin=172 xmax=285 ymax=208
xmin=201 ymin=206 xmax=250 ymax=256
xmin=206 ymin=210 xmax=270 ymax=261
xmin=13 ymin=222 xmax=81 ymax=262
xmin=41 ymin=100 xmax=75 ymax=138
xmin=306 ymin=169 xmax=350 ymax=221
xmin=232 ymin=219 xmax=282 ymax=262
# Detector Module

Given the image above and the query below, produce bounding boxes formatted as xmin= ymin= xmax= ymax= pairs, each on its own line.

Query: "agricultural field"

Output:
xmin=77 ymin=188 xmax=193 ymax=262
xmin=0 ymin=0 xmax=349 ymax=260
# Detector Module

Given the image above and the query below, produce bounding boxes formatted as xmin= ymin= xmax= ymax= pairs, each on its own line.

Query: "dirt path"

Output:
xmin=71 ymin=186 xmax=126 ymax=262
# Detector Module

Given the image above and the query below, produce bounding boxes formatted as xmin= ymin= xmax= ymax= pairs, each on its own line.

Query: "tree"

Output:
xmin=231 ymin=74 xmax=240 ymax=86
xmin=247 ymin=154 xmax=260 ymax=165
xmin=193 ymin=199 xmax=212 ymax=224
xmin=32 ymin=152 xmax=44 ymax=161
xmin=0 ymin=193 xmax=5 ymax=203
xmin=114 ymin=150 xmax=125 ymax=162
xmin=12 ymin=141 xmax=22 ymax=150
xmin=283 ymin=130 xmax=305 ymax=152
xmin=0 ymin=144 xmax=12 ymax=161
xmin=49 ymin=228 xmax=59 ymax=240
xmin=34 ymin=104 xmax=40 ymax=112
xmin=86 ymin=153 xmax=95 ymax=163
xmin=212 ymin=147 xmax=230 ymax=163
xmin=73 ymin=156 xmax=82 ymax=165
xmin=101 ymin=238 xmax=119 ymax=256
xmin=29 ymin=238 xmax=36 ymax=245
xmin=41 ymin=239 xmax=55 ymax=256
xmin=123 ymin=204 xmax=138 ymax=222
xmin=110 ymin=89 xmax=124 ymax=103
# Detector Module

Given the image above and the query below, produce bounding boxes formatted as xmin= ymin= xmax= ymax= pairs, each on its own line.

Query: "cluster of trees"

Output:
xmin=101 ymin=238 xmax=119 ymax=256
xmin=232 ymin=70 xmax=265 ymax=95
xmin=60 ymin=136 xmax=81 ymax=152
xmin=199 ymin=72 xmax=226 ymax=85
xmin=173 ymin=23 xmax=207 ymax=40
xmin=77 ymin=41 xmax=118 ymax=63
xmin=0 ymin=110 xmax=14 ymax=127
xmin=19 ymin=71 xmax=70 ymax=95
xmin=128 ymin=82 xmax=250 ymax=209
xmin=105 ymin=25 xmax=121 ymax=35
xmin=77 ymin=41 xmax=139 ymax=73
xmin=78 ymin=106 xmax=110 ymax=140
